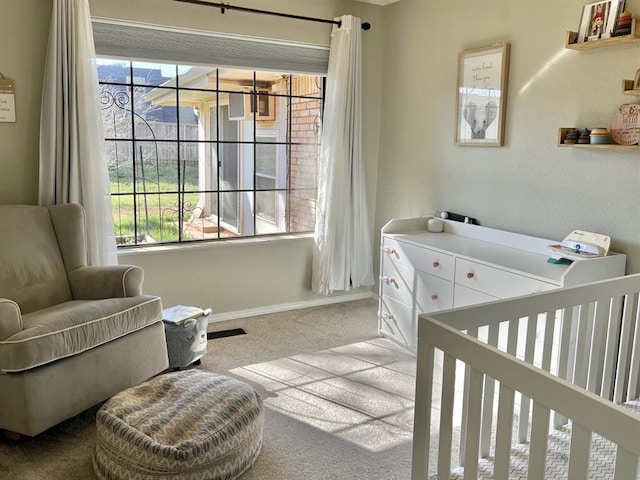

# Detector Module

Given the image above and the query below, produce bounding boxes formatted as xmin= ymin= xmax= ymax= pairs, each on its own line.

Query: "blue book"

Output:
xmin=162 ymin=305 xmax=205 ymax=325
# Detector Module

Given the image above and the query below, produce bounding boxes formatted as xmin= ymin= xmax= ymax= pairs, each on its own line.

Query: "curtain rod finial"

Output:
xmin=361 ymin=22 xmax=371 ymax=31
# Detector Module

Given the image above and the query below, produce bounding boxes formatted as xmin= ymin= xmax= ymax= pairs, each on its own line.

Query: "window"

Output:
xmin=97 ymin=59 xmax=324 ymax=246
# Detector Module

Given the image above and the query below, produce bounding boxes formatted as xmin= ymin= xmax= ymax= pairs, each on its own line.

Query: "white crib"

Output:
xmin=412 ymin=273 xmax=640 ymax=479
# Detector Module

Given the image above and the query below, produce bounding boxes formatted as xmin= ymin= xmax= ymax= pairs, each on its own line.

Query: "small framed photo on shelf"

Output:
xmin=455 ymin=43 xmax=510 ymax=147
xmin=577 ymin=0 xmax=623 ymax=42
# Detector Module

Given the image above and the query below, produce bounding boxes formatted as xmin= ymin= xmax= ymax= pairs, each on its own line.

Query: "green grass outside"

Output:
xmin=111 ymin=181 xmax=200 ymax=243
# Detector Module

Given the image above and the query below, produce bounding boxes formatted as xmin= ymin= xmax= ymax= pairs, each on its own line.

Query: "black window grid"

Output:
xmin=100 ymin=64 xmax=324 ymax=247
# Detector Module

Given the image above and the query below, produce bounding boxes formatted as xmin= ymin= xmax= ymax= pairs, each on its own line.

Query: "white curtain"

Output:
xmin=312 ymin=15 xmax=374 ymax=295
xmin=39 ymin=0 xmax=117 ymax=266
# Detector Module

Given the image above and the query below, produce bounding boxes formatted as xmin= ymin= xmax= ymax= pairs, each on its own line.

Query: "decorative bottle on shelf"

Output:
xmin=578 ymin=128 xmax=591 ymax=144
xmin=564 ymin=129 xmax=578 ymax=144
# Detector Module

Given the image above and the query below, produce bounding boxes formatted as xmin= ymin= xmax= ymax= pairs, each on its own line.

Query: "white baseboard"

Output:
xmin=208 ymin=291 xmax=376 ymax=323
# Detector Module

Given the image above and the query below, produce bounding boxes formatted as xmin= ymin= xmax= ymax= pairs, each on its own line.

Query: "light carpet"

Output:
xmin=0 ymin=298 xmax=417 ymax=480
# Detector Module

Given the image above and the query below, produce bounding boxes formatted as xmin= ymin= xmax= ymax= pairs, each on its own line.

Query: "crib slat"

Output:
xmin=614 ymin=293 xmax=638 ymax=404
xmin=588 ymin=300 xmax=609 ymax=395
xmin=564 ymin=305 xmax=581 ymax=387
xmin=486 ymin=322 xmax=500 ymax=348
xmin=493 ymin=383 xmax=515 ymax=480
xmin=519 ymin=315 xmax=538 ymax=443
xmin=480 ymin=324 xmax=499 ymax=458
xmin=602 ymin=296 xmax=623 ymax=399
xmin=463 ymin=368 xmax=483 ymax=480
xmin=411 ymin=343 xmax=434 ymax=480
xmin=506 ymin=318 xmax=519 ymax=356
xmin=614 ymin=446 xmax=639 ymax=480
xmin=573 ymin=303 xmax=593 ymax=389
xmin=528 ymin=401 xmax=550 ymax=480
xmin=554 ymin=307 xmax=572 ymax=428
xmin=459 ymin=326 xmax=478 ymax=466
xmin=438 ymin=353 xmax=456 ymax=480
xmin=568 ymin=423 xmax=591 ymax=479
xmin=557 ymin=308 xmax=571 ymax=379
xmin=626 ymin=297 xmax=640 ymax=401
xmin=541 ymin=310 xmax=555 ymax=372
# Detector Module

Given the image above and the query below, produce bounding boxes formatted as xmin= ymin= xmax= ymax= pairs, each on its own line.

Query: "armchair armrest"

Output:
xmin=68 ymin=265 xmax=145 ymax=300
xmin=0 ymin=299 xmax=22 ymax=340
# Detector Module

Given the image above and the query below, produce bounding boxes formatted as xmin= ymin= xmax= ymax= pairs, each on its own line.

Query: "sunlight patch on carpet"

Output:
xmin=230 ymin=338 xmax=417 ymax=452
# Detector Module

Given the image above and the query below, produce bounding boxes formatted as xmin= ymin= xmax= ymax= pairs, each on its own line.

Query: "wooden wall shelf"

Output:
xmin=557 ymin=128 xmax=638 ymax=149
xmin=621 ymin=79 xmax=640 ymax=96
xmin=560 ymin=19 xmax=640 ymax=149
xmin=566 ymin=18 xmax=640 ymax=50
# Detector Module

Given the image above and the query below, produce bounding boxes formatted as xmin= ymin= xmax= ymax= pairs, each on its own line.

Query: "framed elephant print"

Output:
xmin=455 ymin=43 xmax=510 ymax=146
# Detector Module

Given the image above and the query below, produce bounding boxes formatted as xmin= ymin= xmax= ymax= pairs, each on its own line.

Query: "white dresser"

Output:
xmin=378 ymin=217 xmax=627 ymax=352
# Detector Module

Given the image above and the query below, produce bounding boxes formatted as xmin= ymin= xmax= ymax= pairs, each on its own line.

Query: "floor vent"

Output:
xmin=207 ymin=328 xmax=247 ymax=340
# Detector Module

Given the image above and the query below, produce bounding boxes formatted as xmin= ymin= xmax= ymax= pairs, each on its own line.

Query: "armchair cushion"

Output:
xmin=0 ymin=206 xmax=73 ymax=314
xmin=0 ymin=295 xmax=162 ymax=373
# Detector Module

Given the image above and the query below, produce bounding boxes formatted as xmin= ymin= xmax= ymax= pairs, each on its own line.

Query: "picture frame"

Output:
xmin=577 ymin=0 xmax=622 ymax=43
xmin=455 ymin=43 xmax=510 ymax=147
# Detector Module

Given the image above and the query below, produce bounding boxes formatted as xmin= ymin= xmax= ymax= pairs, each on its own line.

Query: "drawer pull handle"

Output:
xmin=433 ymin=261 xmax=440 ymax=268
xmin=431 ymin=295 xmax=438 ymax=301
xmin=381 ymin=276 xmax=398 ymax=286
xmin=467 ymin=272 xmax=475 ymax=279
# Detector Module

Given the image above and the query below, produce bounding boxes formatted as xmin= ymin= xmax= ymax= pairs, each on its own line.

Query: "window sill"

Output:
xmin=117 ymin=232 xmax=314 ymax=257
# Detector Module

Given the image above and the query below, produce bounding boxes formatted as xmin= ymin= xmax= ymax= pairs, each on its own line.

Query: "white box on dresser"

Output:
xmin=378 ymin=217 xmax=627 ymax=352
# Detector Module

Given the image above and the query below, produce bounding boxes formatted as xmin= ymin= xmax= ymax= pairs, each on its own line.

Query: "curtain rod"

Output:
xmin=171 ymin=0 xmax=371 ymax=31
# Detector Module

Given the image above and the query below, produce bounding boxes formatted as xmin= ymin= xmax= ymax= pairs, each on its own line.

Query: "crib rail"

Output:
xmin=412 ymin=273 xmax=640 ymax=480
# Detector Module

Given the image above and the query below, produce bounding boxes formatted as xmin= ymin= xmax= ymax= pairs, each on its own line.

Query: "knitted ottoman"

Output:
xmin=93 ymin=370 xmax=264 ymax=480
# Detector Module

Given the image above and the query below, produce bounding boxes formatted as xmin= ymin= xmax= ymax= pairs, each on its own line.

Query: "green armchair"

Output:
xmin=0 ymin=204 xmax=168 ymax=436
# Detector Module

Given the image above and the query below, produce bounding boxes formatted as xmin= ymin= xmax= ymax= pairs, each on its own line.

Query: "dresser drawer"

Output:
xmin=381 ymin=257 xmax=454 ymax=313
xmin=382 ymin=237 xmax=454 ymax=281
xmin=453 ymin=284 xmax=499 ymax=309
xmin=455 ymin=258 xmax=557 ymax=299
xmin=416 ymin=271 xmax=454 ymax=313
xmin=379 ymin=295 xmax=416 ymax=351
xmin=380 ymin=257 xmax=415 ymax=307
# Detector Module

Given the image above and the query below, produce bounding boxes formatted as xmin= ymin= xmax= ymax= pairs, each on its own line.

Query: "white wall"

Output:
xmin=0 ymin=0 xmax=50 ymax=205
xmin=376 ymin=0 xmax=640 ymax=274
xmin=7 ymin=0 xmax=634 ymax=318
xmin=88 ymin=0 xmax=384 ymax=314
xmin=118 ymin=237 xmax=326 ymax=318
